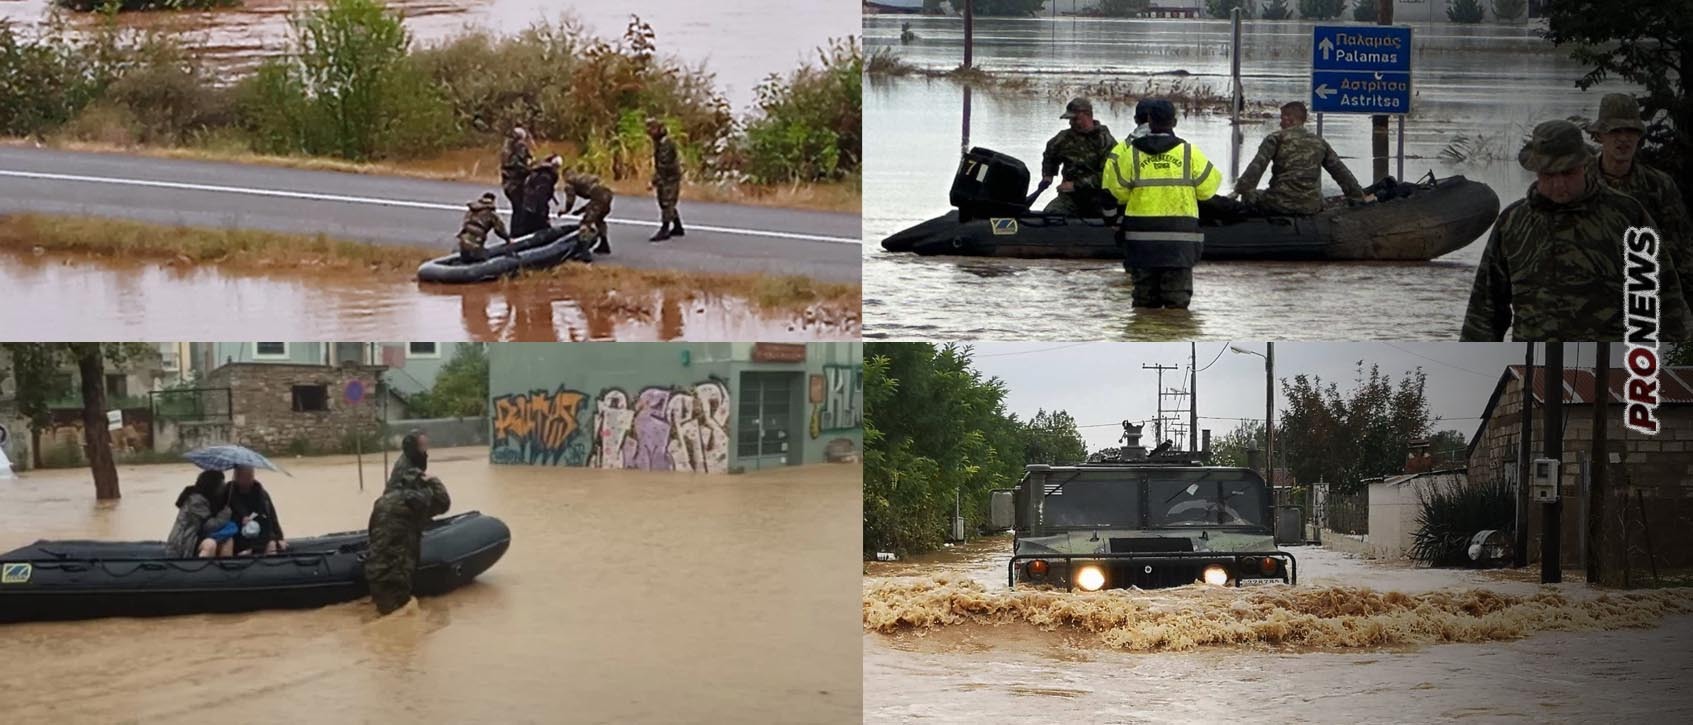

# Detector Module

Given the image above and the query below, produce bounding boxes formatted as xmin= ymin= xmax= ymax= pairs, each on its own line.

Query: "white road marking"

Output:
xmin=0 ymin=169 xmax=859 ymax=245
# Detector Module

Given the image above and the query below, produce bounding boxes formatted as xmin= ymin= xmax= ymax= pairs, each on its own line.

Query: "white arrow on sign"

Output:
xmin=1314 ymin=84 xmax=1335 ymax=99
xmin=1319 ymin=37 xmax=1334 ymax=60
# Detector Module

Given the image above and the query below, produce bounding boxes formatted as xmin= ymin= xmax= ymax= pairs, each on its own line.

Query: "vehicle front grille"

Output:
xmin=1105 ymin=560 xmax=1207 ymax=589
xmin=1108 ymin=537 xmax=1194 ymax=554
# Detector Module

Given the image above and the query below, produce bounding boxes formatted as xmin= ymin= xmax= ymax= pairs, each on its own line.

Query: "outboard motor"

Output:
xmin=950 ymin=147 xmax=1031 ymax=222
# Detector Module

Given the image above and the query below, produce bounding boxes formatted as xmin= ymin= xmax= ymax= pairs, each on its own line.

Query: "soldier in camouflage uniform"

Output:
xmin=456 ymin=192 xmax=511 ymax=262
xmin=1040 ymin=97 xmax=1117 ymax=217
xmin=365 ymin=430 xmax=452 ymax=616
xmin=561 ymin=167 xmax=615 ymax=255
xmin=499 ymin=127 xmax=532 ymax=211
xmin=647 ymin=117 xmax=685 ymax=242
xmin=515 ymin=155 xmax=564 ymax=238
xmin=1221 ymin=102 xmax=1370 ymax=218
xmin=1461 ymin=120 xmax=1693 ymax=341
xmin=1588 ymin=93 xmax=1692 ymax=289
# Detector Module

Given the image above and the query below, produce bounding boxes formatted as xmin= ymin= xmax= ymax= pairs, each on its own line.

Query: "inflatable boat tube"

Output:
xmin=0 ymin=511 xmax=510 ymax=623
xmin=417 ymin=224 xmax=588 ymax=284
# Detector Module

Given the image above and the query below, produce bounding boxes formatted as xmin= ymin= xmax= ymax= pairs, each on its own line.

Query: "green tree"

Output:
xmin=1426 ymin=429 xmax=1470 ymax=468
xmin=1448 ymin=0 xmax=1487 ymax=22
xmin=1100 ymin=0 xmax=1152 ymax=16
xmin=1207 ymin=0 xmax=1252 ymax=18
xmin=1020 ymin=408 xmax=1088 ymax=465
xmin=0 ymin=343 xmax=155 ymax=498
xmin=1544 ymin=2 xmax=1693 ymax=211
xmin=408 ymin=344 xmax=490 ymax=418
xmin=1493 ymin=0 xmax=1526 ymax=21
xmin=1667 ymin=342 xmax=1693 ymax=366
xmin=1209 ymin=419 xmax=1266 ymax=469
xmin=1261 ymin=0 xmax=1294 ymax=21
xmin=1299 ymin=0 xmax=1347 ymax=20
xmin=1352 ymin=0 xmax=1378 ymax=21
xmin=955 ymin=0 xmax=1047 ymax=17
xmin=1277 ymin=364 xmax=1432 ymax=493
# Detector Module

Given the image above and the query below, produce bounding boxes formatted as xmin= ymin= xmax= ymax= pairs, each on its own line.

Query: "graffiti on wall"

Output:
xmin=493 ymin=379 xmax=732 ymax=473
xmin=810 ymin=365 xmax=862 ymax=439
xmin=589 ymin=380 xmax=731 ymax=473
xmin=491 ymin=386 xmax=591 ymax=466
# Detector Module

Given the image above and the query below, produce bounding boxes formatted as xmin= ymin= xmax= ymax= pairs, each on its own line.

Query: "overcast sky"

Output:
xmin=966 ymin=342 xmax=1612 ymax=451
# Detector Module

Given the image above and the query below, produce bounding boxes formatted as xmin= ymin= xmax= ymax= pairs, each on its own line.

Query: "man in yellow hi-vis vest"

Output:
xmin=1102 ymin=99 xmax=1221 ymax=308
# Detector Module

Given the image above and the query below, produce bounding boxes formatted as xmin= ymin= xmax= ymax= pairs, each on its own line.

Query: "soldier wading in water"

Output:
xmin=366 ymin=430 xmax=452 ymax=615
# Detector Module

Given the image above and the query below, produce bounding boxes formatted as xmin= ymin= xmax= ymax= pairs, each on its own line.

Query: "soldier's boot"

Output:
xmin=649 ymin=220 xmax=672 ymax=242
xmin=671 ymin=213 xmax=685 ymax=237
xmin=592 ymin=230 xmax=611 ymax=255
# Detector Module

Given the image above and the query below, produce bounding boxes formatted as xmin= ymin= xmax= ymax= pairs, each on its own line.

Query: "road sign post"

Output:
xmin=1310 ymin=25 xmax=1413 ymax=180
xmin=345 ymin=380 xmax=366 ymax=492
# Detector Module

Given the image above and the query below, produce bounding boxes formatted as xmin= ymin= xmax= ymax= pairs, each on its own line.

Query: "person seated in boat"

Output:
xmin=559 ymin=164 xmax=615 ymax=255
xmin=1206 ymin=101 xmax=1372 ymax=222
xmin=366 ymin=430 xmax=452 ymax=615
xmin=1041 ymin=97 xmax=1117 ymax=218
xmin=229 ymin=465 xmax=287 ymax=556
xmin=165 ymin=470 xmax=235 ymax=558
xmin=457 ymin=192 xmax=511 ymax=263
xmin=515 ymin=155 xmax=564 ymax=238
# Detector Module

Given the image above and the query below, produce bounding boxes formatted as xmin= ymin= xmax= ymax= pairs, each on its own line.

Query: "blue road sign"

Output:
xmin=345 ymin=380 xmax=365 ymax=404
xmin=1310 ymin=25 xmax=1413 ymax=116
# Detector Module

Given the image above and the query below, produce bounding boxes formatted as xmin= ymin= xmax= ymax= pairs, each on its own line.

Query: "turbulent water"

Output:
xmin=863 ymin=16 xmax=1632 ymax=341
xmin=863 ymin=537 xmax=1693 ymax=723
xmin=0 ymin=0 xmax=856 ymax=110
xmin=0 ymin=250 xmax=857 ymax=341
xmin=0 ymin=450 xmax=863 ymax=724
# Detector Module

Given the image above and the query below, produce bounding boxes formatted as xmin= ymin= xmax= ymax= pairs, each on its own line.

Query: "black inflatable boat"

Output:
xmin=417 ymin=224 xmax=590 ymax=284
xmin=0 ymin=511 xmax=510 ymax=623
xmin=880 ymin=148 xmax=1500 ymax=261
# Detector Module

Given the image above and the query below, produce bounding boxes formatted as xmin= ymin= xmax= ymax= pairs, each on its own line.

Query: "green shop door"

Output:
xmin=738 ymin=372 xmax=800 ymax=470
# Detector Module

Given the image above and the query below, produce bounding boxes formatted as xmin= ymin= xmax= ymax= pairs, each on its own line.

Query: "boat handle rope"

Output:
xmin=33 ymin=554 xmax=329 ymax=577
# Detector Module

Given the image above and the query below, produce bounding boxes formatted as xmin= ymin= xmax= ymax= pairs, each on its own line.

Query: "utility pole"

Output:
xmin=1144 ymin=363 xmax=1177 ymax=444
xmin=1516 ymin=343 xmax=1534 ymax=568
xmin=960 ymin=2 xmax=974 ymax=155
xmin=1543 ymin=342 xmax=1564 ymax=584
xmin=1588 ymin=342 xmax=1609 ymax=586
xmin=1372 ymin=0 xmax=1394 ymax=183
xmin=1190 ymin=343 xmax=1199 ymax=454
xmin=1266 ymin=342 xmax=1275 ymax=486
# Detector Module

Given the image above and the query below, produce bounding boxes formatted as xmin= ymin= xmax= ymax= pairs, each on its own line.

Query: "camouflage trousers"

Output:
xmin=1126 ymin=266 xmax=1194 ymax=308
xmin=1237 ymin=189 xmax=1310 ymax=217
xmin=365 ymin=504 xmax=423 ymax=615
xmin=654 ymin=179 xmax=680 ymax=223
xmin=578 ymin=189 xmax=613 ymax=242
xmin=1042 ymin=191 xmax=1101 ymax=218
xmin=456 ymin=234 xmax=487 ymax=262
xmin=501 ymin=180 xmax=525 ymax=211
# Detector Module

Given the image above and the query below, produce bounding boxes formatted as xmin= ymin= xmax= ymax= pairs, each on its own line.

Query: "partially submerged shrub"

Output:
xmin=1409 ymin=477 xmax=1514 ymax=567
xmin=738 ymin=37 xmax=862 ymax=185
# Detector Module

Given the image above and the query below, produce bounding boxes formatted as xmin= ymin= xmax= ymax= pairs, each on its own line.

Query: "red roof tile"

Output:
xmin=1505 ymin=365 xmax=1693 ymax=405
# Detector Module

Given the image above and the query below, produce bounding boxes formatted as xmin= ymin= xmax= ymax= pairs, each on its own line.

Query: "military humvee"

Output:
xmin=988 ymin=428 xmax=1296 ymax=591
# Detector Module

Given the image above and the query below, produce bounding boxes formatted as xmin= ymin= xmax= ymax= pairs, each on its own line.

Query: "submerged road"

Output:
xmin=0 ymin=147 xmax=861 ymax=283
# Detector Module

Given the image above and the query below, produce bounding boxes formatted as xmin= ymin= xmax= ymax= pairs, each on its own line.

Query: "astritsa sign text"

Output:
xmin=1310 ymin=25 xmax=1413 ymax=115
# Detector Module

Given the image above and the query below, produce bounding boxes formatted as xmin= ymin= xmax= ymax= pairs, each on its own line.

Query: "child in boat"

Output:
xmin=166 ymin=470 xmax=235 ymax=558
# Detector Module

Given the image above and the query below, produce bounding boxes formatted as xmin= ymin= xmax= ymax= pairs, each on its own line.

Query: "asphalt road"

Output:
xmin=0 ymin=147 xmax=861 ymax=283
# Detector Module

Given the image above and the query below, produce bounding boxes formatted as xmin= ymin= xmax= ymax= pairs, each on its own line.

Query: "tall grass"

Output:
xmin=1408 ymin=477 xmax=1515 ymax=567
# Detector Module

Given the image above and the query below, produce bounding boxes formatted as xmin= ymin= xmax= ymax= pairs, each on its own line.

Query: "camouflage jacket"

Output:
xmin=653 ymin=136 xmax=682 ymax=184
xmin=500 ymin=138 xmax=532 ymax=184
xmin=562 ymin=171 xmax=609 ymax=211
xmin=458 ymin=199 xmax=509 ymax=245
xmin=1598 ymin=158 xmax=1692 ymax=289
xmin=1041 ymin=124 xmax=1117 ymax=193
xmin=1461 ymin=172 xmax=1693 ymax=341
xmin=381 ymin=454 xmax=451 ymax=519
xmin=1235 ymin=125 xmax=1365 ymax=215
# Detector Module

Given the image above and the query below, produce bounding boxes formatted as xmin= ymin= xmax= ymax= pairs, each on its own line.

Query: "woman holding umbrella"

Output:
xmin=184 ymin=445 xmax=291 ymax=556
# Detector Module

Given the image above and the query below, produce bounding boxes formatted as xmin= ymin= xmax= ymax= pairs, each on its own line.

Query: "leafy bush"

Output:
xmin=1492 ymin=0 xmax=1526 ymax=20
xmin=1448 ymin=0 xmax=1487 ymax=23
xmin=1299 ymin=0 xmax=1347 ymax=20
xmin=1261 ymin=0 xmax=1293 ymax=20
xmin=407 ymin=344 xmax=490 ymax=419
xmin=1409 ymin=477 xmax=1514 ymax=566
xmin=957 ymin=0 xmax=1047 ymax=16
xmin=1206 ymin=0 xmax=1252 ymax=18
xmin=738 ymin=38 xmax=861 ymax=184
xmin=1099 ymin=0 xmax=1152 ymax=16
xmin=56 ymin=1 xmax=239 ymax=10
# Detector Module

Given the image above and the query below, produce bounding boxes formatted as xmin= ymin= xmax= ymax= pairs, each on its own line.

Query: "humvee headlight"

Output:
xmin=1260 ymin=557 xmax=1277 ymax=575
xmin=1202 ymin=565 xmax=1229 ymax=586
xmin=1075 ymin=565 xmax=1106 ymax=592
xmin=1027 ymin=559 xmax=1050 ymax=576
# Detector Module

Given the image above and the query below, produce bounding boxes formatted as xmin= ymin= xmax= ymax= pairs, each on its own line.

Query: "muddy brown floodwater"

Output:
xmin=0 ymin=251 xmax=858 ymax=341
xmin=864 ymin=537 xmax=1693 ymax=723
xmin=0 ymin=448 xmax=862 ymax=724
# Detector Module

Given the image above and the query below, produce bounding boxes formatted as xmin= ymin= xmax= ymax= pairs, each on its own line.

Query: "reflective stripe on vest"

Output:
xmin=1112 ymin=142 xmax=1214 ymax=190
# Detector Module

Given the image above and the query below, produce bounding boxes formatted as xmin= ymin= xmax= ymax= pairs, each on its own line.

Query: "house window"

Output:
xmin=105 ymin=374 xmax=128 ymax=399
xmin=407 ymin=342 xmax=440 ymax=358
xmin=291 ymin=385 xmax=328 ymax=412
xmin=254 ymin=342 xmax=289 ymax=360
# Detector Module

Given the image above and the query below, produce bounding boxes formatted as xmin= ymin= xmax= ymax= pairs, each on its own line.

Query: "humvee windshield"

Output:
xmin=1039 ymin=470 xmax=1268 ymax=530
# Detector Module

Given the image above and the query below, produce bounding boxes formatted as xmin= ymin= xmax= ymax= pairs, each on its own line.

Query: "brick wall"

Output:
xmin=1468 ymin=375 xmax=1693 ymax=573
xmin=206 ymin=362 xmax=382 ymax=455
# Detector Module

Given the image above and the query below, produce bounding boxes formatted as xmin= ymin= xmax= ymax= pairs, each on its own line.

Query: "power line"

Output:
xmin=1382 ymin=342 xmax=1497 ymax=379
xmin=974 ymin=342 xmax=1095 ymax=358
xmin=1196 ymin=341 xmax=1231 ymax=372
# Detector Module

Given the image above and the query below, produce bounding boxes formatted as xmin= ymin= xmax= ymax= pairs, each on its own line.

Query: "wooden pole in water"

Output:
xmin=1516 ymin=343 xmax=1533 ymax=568
xmin=1372 ymin=1 xmax=1394 ymax=183
xmin=1542 ymin=342 xmax=1563 ymax=584
xmin=1230 ymin=8 xmax=1243 ymax=183
xmin=961 ymin=0 xmax=974 ymax=154
xmin=1588 ymin=343 xmax=1609 ymax=586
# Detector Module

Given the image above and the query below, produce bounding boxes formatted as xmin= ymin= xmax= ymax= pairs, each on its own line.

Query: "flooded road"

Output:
xmin=863 ymin=17 xmax=1632 ymax=340
xmin=864 ymin=537 xmax=1693 ymax=723
xmin=1 ymin=0 xmax=857 ymax=110
xmin=0 ymin=449 xmax=863 ymax=724
xmin=0 ymin=250 xmax=858 ymax=341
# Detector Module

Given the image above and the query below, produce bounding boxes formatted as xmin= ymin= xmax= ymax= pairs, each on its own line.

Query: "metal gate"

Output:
xmin=737 ymin=373 xmax=798 ymax=470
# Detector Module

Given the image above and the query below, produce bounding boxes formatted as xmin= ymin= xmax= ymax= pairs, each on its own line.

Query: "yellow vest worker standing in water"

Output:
xmin=1102 ymin=99 xmax=1221 ymax=308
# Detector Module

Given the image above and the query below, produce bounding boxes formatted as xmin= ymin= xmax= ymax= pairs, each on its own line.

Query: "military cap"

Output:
xmin=1518 ymin=120 xmax=1591 ymax=173
xmin=1060 ymin=97 xmax=1094 ymax=119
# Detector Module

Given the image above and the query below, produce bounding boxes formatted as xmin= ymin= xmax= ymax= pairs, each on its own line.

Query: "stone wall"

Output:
xmin=1469 ymin=374 xmax=1693 ymax=572
xmin=206 ymin=362 xmax=383 ymax=455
